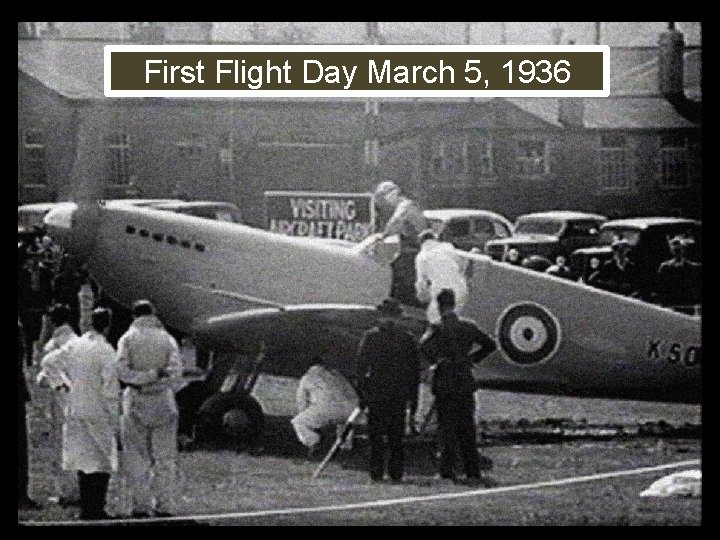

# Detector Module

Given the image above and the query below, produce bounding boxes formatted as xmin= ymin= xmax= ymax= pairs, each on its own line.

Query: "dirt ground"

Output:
xmin=19 ymin=375 xmax=702 ymax=526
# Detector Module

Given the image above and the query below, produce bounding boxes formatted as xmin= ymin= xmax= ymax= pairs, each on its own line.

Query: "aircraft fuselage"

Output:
xmin=61 ymin=203 xmax=701 ymax=404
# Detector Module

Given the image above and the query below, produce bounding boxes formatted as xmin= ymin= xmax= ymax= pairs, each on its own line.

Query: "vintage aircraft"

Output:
xmin=43 ymin=199 xmax=701 ymax=442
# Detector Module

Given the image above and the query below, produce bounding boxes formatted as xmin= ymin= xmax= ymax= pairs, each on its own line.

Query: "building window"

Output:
xmin=687 ymin=133 xmax=701 ymax=183
xmin=598 ymin=134 xmax=632 ymax=191
xmin=431 ymin=139 xmax=466 ymax=176
xmin=516 ymin=139 xmax=549 ymax=177
xmin=21 ymin=129 xmax=47 ymax=185
xmin=429 ymin=136 xmax=495 ymax=186
xmin=105 ymin=132 xmax=131 ymax=185
xmin=176 ymin=135 xmax=204 ymax=159
xmin=219 ymin=133 xmax=235 ymax=182
xmin=467 ymin=140 xmax=495 ymax=181
xmin=659 ymin=133 xmax=690 ymax=189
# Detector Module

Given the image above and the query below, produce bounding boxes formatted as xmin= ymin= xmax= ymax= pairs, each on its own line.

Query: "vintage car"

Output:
xmin=570 ymin=217 xmax=702 ymax=282
xmin=484 ymin=211 xmax=607 ymax=263
xmin=18 ymin=202 xmax=58 ymax=236
xmin=423 ymin=209 xmax=514 ymax=252
xmin=18 ymin=202 xmax=77 ymax=245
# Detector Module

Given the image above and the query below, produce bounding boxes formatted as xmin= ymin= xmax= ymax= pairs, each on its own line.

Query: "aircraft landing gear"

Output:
xmin=195 ymin=391 xmax=265 ymax=446
xmin=189 ymin=343 xmax=268 ymax=447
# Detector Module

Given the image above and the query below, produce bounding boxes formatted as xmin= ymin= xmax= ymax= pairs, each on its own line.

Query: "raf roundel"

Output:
xmin=496 ymin=302 xmax=562 ymax=365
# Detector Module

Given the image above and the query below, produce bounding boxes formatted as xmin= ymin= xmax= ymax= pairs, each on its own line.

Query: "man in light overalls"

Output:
xmin=116 ymin=300 xmax=183 ymax=518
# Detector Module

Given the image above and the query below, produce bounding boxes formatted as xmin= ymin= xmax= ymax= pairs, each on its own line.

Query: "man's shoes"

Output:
xmin=131 ymin=511 xmax=152 ymax=519
xmin=434 ymin=473 xmax=456 ymax=482
xmin=388 ymin=477 xmax=404 ymax=485
xmin=79 ymin=511 xmax=112 ymax=521
xmin=455 ymin=476 xmax=499 ymax=488
xmin=306 ymin=445 xmax=319 ymax=460
xmin=18 ymin=496 xmax=42 ymax=510
xmin=58 ymin=495 xmax=81 ymax=507
xmin=478 ymin=454 xmax=494 ymax=472
xmin=154 ymin=511 xmax=175 ymax=518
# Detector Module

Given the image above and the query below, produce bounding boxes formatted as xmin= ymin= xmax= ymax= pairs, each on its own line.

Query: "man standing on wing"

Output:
xmin=372 ymin=181 xmax=427 ymax=306
xmin=355 ymin=298 xmax=421 ymax=483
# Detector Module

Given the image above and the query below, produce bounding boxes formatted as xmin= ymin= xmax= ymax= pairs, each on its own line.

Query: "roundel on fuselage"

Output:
xmin=496 ymin=302 xmax=562 ymax=366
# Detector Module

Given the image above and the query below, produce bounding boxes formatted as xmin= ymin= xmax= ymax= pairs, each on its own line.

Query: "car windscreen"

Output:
xmin=216 ymin=210 xmax=242 ymax=223
xmin=427 ymin=219 xmax=445 ymax=235
xmin=492 ymin=221 xmax=512 ymax=238
xmin=18 ymin=210 xmax=48 ymax=229
xmin=514 ymin=219 xmax=563 ymax=236
xmin=598 ymin=228 xmax=641 ymax=246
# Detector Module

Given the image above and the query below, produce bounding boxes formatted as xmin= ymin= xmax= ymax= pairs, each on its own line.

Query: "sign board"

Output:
xmin=264 ymin=191 xmax=375 ymax=242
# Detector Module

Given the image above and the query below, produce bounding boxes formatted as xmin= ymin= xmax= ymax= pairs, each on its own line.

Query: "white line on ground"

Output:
xmin=21 ymin=459 xmax=700 ymax=526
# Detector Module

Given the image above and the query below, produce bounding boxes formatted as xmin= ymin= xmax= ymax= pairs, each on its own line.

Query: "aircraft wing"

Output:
xmin=191 ymin=303 xmax=429 ymax=380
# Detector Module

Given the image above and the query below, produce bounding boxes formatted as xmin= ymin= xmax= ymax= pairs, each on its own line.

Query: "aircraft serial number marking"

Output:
xmin=646 ymin=340 xmax=701 ymax=366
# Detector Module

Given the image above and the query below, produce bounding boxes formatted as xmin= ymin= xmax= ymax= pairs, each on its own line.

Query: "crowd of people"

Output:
xmin=19 ymin=298 xmax=183 ymax=520
xmin=18 ymin=180 xmax=701 ymax=520
xmin=291 ymin=290 xmax=497 ymax=487
xmin=581 ymin=237 xmax=699 ymax=313
xmin=18 ymin=229 xmax=182 ymax=520
xmin=18 ymin=230 xmax=95 ymax=357
xmin=500 ymin=239 xmax=701 ymax=313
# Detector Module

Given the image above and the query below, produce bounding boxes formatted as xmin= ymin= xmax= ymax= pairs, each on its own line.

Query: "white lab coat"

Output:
xmin=36 ymin=324 xmax=81 ymax=500
xmin=415 ymin=240 xmax=469 ymax=324
xmin=43 ymin=331 xmax=120 ymax=473
xmin=291 ymin=365 xmax=359 ymax=448
xmin=78 ymin=283 xmax=95 ymax=335
xmin=37 ymin=324 xmax=78 ymax=389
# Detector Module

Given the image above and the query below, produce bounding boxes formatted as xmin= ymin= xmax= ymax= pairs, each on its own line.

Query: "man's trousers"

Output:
xmin=367 ymin=400 xmax=407 ymax=481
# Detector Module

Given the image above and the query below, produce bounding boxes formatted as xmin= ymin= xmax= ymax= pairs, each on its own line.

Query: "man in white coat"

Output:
xmin=35 ymin=303 xmax=80 ymax=505
xmin=291 ymin=363 xmax=359 ymax=452
xmin=415 ymin=230 xmax=469 ymax=325
xmin=41 ymin=308 xmax=119 ymax=520
xmin=116 ymin=300 xmax=183 ymax=518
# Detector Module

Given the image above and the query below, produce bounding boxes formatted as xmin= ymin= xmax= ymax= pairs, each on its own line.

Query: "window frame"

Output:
xmin=429 ymin=134 xmax=495 ymax=187
xmin=597 ymin=133 xmax=634 ymax=192
xmin=658 ymin=132 xmax=692 ymax=190
xmin=515 ymin=138 xmax=550 ymax=179
xmin=21 ymin=129 xmax=48 ymax=187
xmin=105 ymin=132 xmax=132 ymax=185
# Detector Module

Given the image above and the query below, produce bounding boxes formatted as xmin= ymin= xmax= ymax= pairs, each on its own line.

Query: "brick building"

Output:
xmin=18 ymin=25 xmax=701 ymax=225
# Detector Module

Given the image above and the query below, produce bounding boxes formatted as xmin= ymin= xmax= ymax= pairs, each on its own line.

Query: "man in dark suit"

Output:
xmin=420 ymin=289 xmax=497 ymax=486
xmin=355 ymin=298 xmax=420 ymax=483
xmin=656 ymin=236 xmax=702 ymax=313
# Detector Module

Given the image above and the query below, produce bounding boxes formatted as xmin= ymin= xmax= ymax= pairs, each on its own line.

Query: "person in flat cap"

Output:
xmin=587 ymin=236 xmax=640 ymax=297
xmin=354 ymin=297 xmax=420 ymax=483
xmin=415 ymin=229 xmax=470 ymax=325
xmin=372 ymin=182 xmax=427 ymax=306
xmin=656 ymin=235 xmax=701 ymax=312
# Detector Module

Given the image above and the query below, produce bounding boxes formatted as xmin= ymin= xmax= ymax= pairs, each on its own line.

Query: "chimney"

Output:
xmin=658 ymin=23 xmax=700 ymax=124
xmin=558 ymin=40 xmax=585 ymax=128
xmin=131 ymin=22 xmax=166 ymax=44
xmin=658 ymin=22 xmax=684 ymax=99
xmin=558 ymin=97 xmax=585 ymax=128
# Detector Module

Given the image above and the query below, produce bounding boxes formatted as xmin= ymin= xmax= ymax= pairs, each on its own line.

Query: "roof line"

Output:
xmin=17 ymin=37 xmax=702 ymax=49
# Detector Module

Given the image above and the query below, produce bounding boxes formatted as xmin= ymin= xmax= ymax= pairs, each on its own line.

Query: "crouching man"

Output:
xmin=291 ymin=363 xmax=359 ymax=454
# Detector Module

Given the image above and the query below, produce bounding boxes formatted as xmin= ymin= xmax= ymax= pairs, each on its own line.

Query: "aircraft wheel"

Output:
xmin=196 ymin=391 xmax=265 ymax=445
